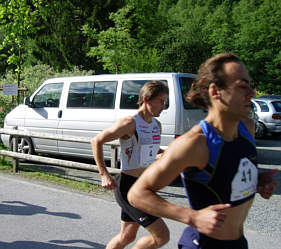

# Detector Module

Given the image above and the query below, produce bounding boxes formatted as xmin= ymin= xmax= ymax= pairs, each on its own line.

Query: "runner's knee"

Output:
xmin=153 ymin=230 xmax=170 ymax=248
xmin=120 ymin=231 xmax=137 ymax=244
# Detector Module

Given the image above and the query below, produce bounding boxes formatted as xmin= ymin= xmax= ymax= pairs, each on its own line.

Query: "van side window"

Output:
xmin=67 ymin=81 xmax=117 ymax=109
xmin=179 ymin=77 xmax=198 ymax=109
xmin=33 ymin=83 xmax=63 ymax=108
xmin=120 ymin=80 xmax=168 ymax=109
xmin=92 ymin=81 xmax=117 ymax=108
xmin=67 ymin=82 xmax=93 ymax=107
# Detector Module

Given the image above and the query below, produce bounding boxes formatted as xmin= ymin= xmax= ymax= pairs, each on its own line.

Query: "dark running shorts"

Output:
xmin=114 ymin=172 xmax=159 ymax=227
xmin=178 ymin=226 xmax=248 ymax=249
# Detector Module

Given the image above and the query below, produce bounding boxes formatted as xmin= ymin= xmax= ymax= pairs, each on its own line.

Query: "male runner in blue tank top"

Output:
xmin=128 ymin=53 xmax=277 ymax=249
xmin=91 ymin=81 xmax=169 ymax=249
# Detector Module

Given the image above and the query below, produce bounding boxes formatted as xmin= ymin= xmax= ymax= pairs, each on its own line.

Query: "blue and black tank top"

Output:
xmin=181 ymin=120 xmax=258 ymax=209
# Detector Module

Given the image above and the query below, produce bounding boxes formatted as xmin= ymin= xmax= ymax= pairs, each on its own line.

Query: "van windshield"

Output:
xmin=179 ymin=77 xmax=198 ymax=109
xmin=33 ymin=83 xmax=63 ymax=108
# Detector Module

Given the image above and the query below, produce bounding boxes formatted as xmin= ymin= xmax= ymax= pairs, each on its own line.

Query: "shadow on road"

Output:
xmin=257 ymin=148 xmax=281 ymax=166
xmin=0 ymin=240 xmax=104 ymax=249
xmin=256 ymin=137 xmax=281 ymax=166
xmin=255 ymin=136 xmax=281 ymax=147
xmin=0 ymin=201 xmax=81 ymax=219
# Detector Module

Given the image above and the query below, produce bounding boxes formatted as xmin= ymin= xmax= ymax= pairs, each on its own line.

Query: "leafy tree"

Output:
xmin=0 ymin=0 xmax=43 ymax=99
xmin=85 ymin=5 xmax=135 ymax=73
xmin=204 ymin=0 xmax=281 ymax=93
xmin=156 ymin=0 xmax=213 ymax=73
xmin=0 ymin=27 xmax=10 ymax=75
xmin=231 ymin=0 xmax=281 ymax=93
xmin=30 ymin=0 xmax=124 ymax=72
xmin=124 ymin=0 xmax=167 ymax=45
xmin=85 ymin=2 xmax=164 ymax=73
xmin=204 ymin=0 xmax=236 ymax=54
xmin=119 ymin=47 xmax=161 ymax=73
xmin=0 ymin=0 xmax=280 ymax=95
xmin=0 ymin=0 xmax=125 ymax=75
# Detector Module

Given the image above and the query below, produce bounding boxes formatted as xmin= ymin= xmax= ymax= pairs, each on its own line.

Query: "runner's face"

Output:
xmin=219 ymin=62 xmax=255 ymax=119
xmin=146 ymin=93 xmax=168 ymax=117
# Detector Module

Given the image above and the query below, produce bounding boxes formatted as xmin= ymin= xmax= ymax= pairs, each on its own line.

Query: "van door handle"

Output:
xmin=58 ymin=110 xmax=62 ymax=118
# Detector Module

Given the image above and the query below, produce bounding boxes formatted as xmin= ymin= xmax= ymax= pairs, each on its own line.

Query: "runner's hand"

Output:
xmin=101 ymin=174 xmax=117 ymax=190
xmin=191 ymin=203 xmax=231 ymax=236
xmin=258 ymin=170 xmax=278 ymax=199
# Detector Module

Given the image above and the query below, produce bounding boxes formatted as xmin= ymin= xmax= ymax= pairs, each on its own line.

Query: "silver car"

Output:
xmin=251 ymin=96 xmax=281 ymax=138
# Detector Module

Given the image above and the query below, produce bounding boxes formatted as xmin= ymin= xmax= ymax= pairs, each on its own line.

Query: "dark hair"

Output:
xmin=187 ymin=53 xmax=242 ymax=110
xmin=138 ymin=80 xmax=169 ymax=106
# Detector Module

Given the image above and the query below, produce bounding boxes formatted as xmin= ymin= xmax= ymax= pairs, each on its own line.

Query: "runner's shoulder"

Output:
xmin=169 ymin=125 xmax=206 ymax=153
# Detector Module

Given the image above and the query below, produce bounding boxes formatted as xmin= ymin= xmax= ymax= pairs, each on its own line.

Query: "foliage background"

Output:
xmin=0 ymin=0 xmax=280 ymax=123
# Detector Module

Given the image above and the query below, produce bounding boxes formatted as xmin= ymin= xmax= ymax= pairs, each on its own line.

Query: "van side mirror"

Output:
xmin=24 ymin=97 xmax=34 ymax=107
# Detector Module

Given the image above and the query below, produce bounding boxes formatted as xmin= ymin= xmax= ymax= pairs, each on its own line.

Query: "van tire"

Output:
xmin=9 ymin=137 xmax=35 ymax=155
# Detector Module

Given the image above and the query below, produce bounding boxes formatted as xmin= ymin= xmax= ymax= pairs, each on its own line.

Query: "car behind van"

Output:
xmin=251 ymin=96 xmax=281 ymax=138
xmin=1 ymin=73 xmax=206 ymax=161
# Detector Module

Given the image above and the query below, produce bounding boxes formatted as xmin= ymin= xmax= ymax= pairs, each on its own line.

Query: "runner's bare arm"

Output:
xmin=91 ymin=116 xmax=135 ymax=189
xmin=128 ymin=127 xmax=231 ymax=235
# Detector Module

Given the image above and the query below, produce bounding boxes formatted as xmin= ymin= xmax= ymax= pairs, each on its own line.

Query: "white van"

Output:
xmin=1 ymin=73 xmax=206 ymax=160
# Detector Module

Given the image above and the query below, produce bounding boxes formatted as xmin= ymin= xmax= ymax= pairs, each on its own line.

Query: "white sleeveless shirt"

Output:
xmin=120 ymin=114 xmax=161 ymax=170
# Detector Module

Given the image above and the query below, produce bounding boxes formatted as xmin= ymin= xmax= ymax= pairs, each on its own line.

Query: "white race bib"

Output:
xmin=140 ymin=144 xmax=159 ymax=167
xmin=231 ymin=157 xmax=258 ymax=202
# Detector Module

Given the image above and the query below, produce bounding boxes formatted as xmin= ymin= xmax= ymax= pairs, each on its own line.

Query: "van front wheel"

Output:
xmin=9 ymin=137 xmax=35 ymax=155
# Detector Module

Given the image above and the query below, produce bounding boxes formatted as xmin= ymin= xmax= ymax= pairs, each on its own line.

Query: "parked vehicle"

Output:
xmin=251 ymin=96 xmax=281 ymax=138
xmin=249 ymin=103 xmax=261 ymax=138
xmin=1 ymin=73 xmax=206 ymax=160
xmin=259 ymin=94 xmax=281 ymax=99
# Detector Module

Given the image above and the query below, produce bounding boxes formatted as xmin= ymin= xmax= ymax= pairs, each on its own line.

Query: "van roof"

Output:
xmin=44 ymin=72 xmax=196 ymax=82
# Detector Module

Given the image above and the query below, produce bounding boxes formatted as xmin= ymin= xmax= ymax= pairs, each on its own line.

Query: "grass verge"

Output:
xmin=0 ymin=154 xmax=109 ymax=197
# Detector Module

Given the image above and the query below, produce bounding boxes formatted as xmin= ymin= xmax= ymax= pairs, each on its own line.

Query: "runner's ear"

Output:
xmin=143 ymin=96 xmax=149 ymax=103
xmin=209 ymin=83 xmax=221 ymax=100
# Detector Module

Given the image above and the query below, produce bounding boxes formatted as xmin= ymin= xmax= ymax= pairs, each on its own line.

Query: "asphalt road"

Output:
xmin=0 ymin=136 xmax=280 ymax=249
xmin=0 ymin=174 xmax=187 ymax=249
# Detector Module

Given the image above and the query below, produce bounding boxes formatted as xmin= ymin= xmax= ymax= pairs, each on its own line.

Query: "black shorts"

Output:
xmin=178 ymin=226 xmax=248 ymax=249
xmin=114 ymin=173 xmax=159 ymax=227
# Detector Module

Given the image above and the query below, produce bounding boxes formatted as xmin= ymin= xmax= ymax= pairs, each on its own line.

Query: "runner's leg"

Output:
xmin=132 ymin=218 xmax=169 ymax=249
xmin=106 ymin=221 xmax=140 ymax=249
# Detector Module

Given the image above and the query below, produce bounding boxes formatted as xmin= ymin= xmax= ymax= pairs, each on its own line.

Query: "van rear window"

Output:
xmin=67 ymin=81 xmax=117 ymax=109
xmin=179 ymin=77 xmax=198 ymax=109
xmin=120 ymin=80 xmax=168 ymax=109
